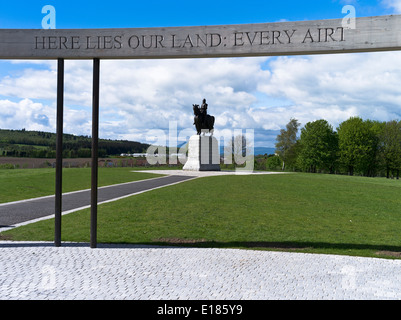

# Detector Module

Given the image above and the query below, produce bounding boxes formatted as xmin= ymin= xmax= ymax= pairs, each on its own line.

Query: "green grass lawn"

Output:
xmin=0 ymin=167 xmax=163 ymax=203
xmin=2 ymin=172 xmax=401 ymax=259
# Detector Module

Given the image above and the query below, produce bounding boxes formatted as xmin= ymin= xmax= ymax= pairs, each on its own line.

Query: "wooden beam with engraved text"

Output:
xmin=0 ymin=15 xmax=401 ymax=59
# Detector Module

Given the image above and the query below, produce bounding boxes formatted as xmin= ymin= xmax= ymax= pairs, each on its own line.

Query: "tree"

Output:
xmin=337 ymin=117 xmax=378 ymax=176
xmin=379 ymin=120 xmax=401 ymax=179
xmin=365 ymin=119 xmax=384 ymax=177
xmin=297 ymin=119 xmax=338 ymax=173
xmin=275 ymin=118 xmax=300 ymax=170
xmin=265 ymin=155 xmax=282 ymax=170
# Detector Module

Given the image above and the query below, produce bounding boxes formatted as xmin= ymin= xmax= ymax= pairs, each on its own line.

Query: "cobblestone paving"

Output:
xmin=1 ymin=241 xmax=401 ymax=300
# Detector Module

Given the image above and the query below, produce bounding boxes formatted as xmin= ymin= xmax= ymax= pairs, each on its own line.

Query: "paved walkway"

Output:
xmin=132 ymin=169 xmax=289 ymax=177
xmin=1 ymin=241 xmax=401 ymax=300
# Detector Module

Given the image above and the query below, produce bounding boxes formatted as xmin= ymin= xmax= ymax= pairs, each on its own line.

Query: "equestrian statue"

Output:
xmin=192 ymin=98 xmax=215 ymax=135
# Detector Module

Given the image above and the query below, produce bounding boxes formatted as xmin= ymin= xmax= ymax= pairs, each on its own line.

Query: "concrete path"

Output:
xmin=133 ymin=169 xmax=288 ymax=177
xmin=1 ymin=241 xmax=401 ymax=300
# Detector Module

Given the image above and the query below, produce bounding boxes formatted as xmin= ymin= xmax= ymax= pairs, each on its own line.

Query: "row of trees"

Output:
xmin=275 ymin=117 xmax=401 ymax=178
xmin=0 ymin=129 xmax=150 ymax=158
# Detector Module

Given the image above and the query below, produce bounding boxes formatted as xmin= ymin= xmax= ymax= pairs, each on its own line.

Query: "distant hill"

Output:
xmin=0 ymin=129 xmax=150 ymax=158
xmin=254 ymin=147 xmax=276 ymax=156
xmin=219 ymin=146 xmax=276 ymax=156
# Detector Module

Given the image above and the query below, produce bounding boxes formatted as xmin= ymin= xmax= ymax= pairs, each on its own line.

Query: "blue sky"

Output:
xmin=0 ymin=0 xmax=394 ymax=29
xmin=0 ymin=0 xmax=401 ymax=151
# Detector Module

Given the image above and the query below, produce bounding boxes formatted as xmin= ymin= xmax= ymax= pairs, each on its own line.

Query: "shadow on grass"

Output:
xmin=150 ymin=240 xmax=401 ymax=253
xmin=1 ymin=240 xmax=401 ymax=258
xmin=146 ymin=240 xmax=401 ymax=259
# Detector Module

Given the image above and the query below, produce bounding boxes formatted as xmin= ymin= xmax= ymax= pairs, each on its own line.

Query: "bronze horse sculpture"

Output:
xmin=193 ymin=104 xmax=215 ymax=135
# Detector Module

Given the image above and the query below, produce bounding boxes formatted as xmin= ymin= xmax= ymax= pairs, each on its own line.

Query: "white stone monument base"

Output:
xmin=183 ymin=135 xmax=221 ymax=171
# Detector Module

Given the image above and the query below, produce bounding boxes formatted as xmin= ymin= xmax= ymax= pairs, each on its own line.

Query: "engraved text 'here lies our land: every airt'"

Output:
xmin=34 ymin=27 xmax=346 ymax=51
xmin=2 ymin=15 xmax=400 ymax=59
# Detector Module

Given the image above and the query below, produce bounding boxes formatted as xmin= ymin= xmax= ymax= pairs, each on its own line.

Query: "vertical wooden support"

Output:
xmin=55 ymin=58 xmax=64 ymax=247
xmin=91 ymin=58 xmax=100 ymax=249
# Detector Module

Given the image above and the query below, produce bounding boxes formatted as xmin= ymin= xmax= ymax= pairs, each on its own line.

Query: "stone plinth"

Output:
xmin=183 ymin=135 xmax=221 ymax=171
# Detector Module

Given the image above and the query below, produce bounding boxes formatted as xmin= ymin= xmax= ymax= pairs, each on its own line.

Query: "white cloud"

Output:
xmin=0 ymin=57 xmax=270 ymax=139
xmin=258 ymin=52 xmax=401 ymax=128
xmin=382 ymin=0 xmax=401 ymax=13
xmin=0 ymin=68 xmax=57 ymax=100
xmin=1 ymin=51 xmax=401 ymax=148
xmin=94 ymin=58 xmax=269 ymax=136
xmin=0 ymin=98 xmax=55 ymax=132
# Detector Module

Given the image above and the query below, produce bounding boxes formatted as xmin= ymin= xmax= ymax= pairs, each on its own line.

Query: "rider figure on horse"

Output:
xmin=192 ymin=98 xmax=215 ymax=135
xmin=200 ymin=99 xmax=208 ymax=126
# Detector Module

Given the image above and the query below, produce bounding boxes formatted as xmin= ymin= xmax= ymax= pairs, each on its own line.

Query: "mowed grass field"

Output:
xmin=2 ymin=169 xmax=401 ymax=259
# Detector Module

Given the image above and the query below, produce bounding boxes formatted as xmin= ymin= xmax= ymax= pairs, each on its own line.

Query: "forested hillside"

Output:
xmin=0 ymin=129 xmax=150 ymax=158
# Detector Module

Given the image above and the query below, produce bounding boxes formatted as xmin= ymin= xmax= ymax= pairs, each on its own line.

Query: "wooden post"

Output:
xmin=91 ymin=58 xmax=100 ymax=249
xmin=55 ymin=58 xmax=64 ymax=247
